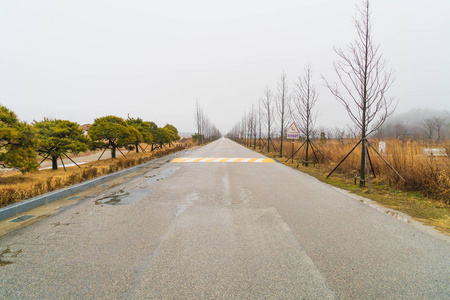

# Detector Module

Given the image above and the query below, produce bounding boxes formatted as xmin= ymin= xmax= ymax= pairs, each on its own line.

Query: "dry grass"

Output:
xmin=0 ymin=144 xmax=185 ymax=207
xmin=243 ymin=138 xmax=450 ymax=233
xmin=257 ymin=138 xmax=450 ymax=203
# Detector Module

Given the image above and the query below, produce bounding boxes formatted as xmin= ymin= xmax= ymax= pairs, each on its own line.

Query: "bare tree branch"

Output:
xmin=323 ymin=0 xmax=398 ymax=186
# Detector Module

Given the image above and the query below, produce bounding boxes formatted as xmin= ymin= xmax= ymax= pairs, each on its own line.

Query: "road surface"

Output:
xmin=1 ymin=138 xmax=449 ymax=299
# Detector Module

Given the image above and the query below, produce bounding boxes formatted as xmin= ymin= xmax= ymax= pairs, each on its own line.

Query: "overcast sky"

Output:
xmin=1 ymin=0 xmax=449 ymax=134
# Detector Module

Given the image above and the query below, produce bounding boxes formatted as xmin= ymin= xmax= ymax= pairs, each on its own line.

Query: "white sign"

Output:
xmin=286 ymin=122 xmax=300 ymax=139
xmin=378 ymin=141 xmax=386 ymax=154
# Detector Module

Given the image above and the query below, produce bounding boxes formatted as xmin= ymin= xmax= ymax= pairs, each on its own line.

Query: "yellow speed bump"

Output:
xmin=171 ymin=157 xmax=275 ymax=163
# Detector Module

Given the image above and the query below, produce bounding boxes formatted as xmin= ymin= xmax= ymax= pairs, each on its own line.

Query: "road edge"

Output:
xmin=0 ymin=150 xmax=187 ymax=222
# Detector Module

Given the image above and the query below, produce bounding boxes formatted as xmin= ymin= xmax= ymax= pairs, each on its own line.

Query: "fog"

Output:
xmin=1 ymin=0 xmax=449 ymax=133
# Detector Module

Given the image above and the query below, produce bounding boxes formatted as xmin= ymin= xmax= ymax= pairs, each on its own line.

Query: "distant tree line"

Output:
xmin=375 ymin=114 xmax=450 ymax=141
xmin=193 ymin=101 xmax=221 ymax=144
xmin=0 ymin=105 xmax=180 ymax=172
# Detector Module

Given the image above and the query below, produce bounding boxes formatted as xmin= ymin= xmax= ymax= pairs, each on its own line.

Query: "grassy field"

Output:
xmin=243 ymin=138 xmax=450 ymax=234
xmin=0 ymin=143 xmax=188 ymax=208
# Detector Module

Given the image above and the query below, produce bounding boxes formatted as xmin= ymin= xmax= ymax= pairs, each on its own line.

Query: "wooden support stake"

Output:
xmin=38 ymin=153 xmax=51 ymax=166
xmin=310 ymin=140 xmax=331 ymax=164
xmin=366 ymin=146 xmax=376 ymax=178
xmin=60 ymin=156 xmax=66 ymax=172
xmin=364 ymin=142 xmax=371 ymax=194
xmin=327 ymin=139 xmax=362 ymax=178
xmin=62 ymin=152 xmax=81 ymax=169
xmin=98 ymin=148 xmax=107 ymax=161
xmin=310 ymin=141 xmax=320 ymax=163
xmin=285 ymin=140 xmax=306 ymax=162
xmin=296 ymin=142 xmax=308 ymax=168
xmin=117 ymin=147 xmax=127 ymax=158
xmin=269 ymin=138 xmax=278 ymax=152
xmin=366 ymin=140 xmax=406 ymax=182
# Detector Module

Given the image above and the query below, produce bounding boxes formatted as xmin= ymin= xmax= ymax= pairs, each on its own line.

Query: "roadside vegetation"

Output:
xmin=232 ymin=138 xmax=450 ymax=233
xmin=193 ymin=101 xmax=222 ymax=145
xmin=227 ymin=0 xmax=449 ymax=233
xmin=0 ymin=104 xmax=192 ymax=207
xmin=0 ymin=143 xmax=187 ymax=208
xmin=1 ymin=105 xmax=182 ymax=172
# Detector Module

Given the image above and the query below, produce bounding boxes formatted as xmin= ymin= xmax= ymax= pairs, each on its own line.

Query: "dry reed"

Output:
xmin=247 ymin=138 xmax=450 ymax=203
xmin=0 ymin=145 xmax=185 ymax=207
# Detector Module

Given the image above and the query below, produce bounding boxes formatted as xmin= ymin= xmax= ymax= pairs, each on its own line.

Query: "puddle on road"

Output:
xmin=95 ymin=166 xmax=179 ymax=206
xmin=95 ymin=189 xmax=151 ymax=206
xmin=144 ymin=166 xmax=180 ymax=184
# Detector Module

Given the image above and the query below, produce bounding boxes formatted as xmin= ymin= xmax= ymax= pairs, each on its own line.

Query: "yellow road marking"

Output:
xmin=171 ymin=157 xmax=275 ymax=163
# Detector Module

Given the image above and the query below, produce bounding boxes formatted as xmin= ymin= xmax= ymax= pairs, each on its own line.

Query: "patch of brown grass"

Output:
xmin=240 ymin=138 xmax=450 ymax=233
xmin=0 ymin=145 xmax=185 ymax=207
xmin=256 ymin=138 xmax=450 ymax=203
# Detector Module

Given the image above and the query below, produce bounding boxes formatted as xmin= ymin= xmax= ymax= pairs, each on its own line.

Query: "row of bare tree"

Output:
xmin=226 ymin=66 xmax=319 ymax=157
xmin=194 ymin=101 xmax=221 ymax=145
xmin=375 ymin=115 xmax=450 ymax=141
xmin=228 ymin=0 xmax=399 ymax=187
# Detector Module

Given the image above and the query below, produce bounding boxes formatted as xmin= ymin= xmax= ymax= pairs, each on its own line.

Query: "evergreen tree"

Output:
xmin=126 ymin=117 xmax=153 ymax=152
xmin=34 ymin=118 xmax=89 ymax=170
xmin=163 ymin=124 xmax=180 ymax=145
xmin=89 ymin=116 xmax=132 ymax=159
xmin=0 ymin=105 xmax=38 ymax=173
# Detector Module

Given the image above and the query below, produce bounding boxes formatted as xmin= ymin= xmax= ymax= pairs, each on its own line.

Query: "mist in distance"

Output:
xmin=0 ymin=0 xmax=449 ymax=133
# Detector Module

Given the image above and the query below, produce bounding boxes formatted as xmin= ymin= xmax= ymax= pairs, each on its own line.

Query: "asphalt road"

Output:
xmin=1 ymin=138 xmax=449 ymax=299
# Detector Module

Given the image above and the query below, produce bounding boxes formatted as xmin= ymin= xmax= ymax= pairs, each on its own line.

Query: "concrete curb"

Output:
xmin=0 ymin=150 xmax=184 ymax=221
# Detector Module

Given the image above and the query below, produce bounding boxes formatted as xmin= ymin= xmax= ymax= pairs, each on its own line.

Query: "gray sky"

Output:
xmin=1 ymin=0 xmax=449 ymax=134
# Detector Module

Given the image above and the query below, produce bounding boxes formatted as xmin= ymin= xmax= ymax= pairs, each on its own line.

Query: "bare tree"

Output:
xmin=247 ymin=110 xmax=254 ymax=147
xmin=293 ymin=65 xmax=318 ymax=166
xmin=433 ymin=116 xmax=446 ymax=141
xmin=194 ymin=100 xmax=204 ymax=145
xmin=276 ymin=72 xmax=290 ymax=157
xmin=324 ymin=0 xmax=397 ymax=187
xmin=250 ymin=105 xmax=257 ymax=148
xmin=203 ymin=117 xmax=210 ymax=142
xmin=346 ymin=123 xmax=359 ymax=139
xmin=241 ymin=114 xmax=248 ymax=146
xmin=394 ymin=123 xmax=407 ymax=139
xmin=422 ymin=118 xmax=435 ymax=140
xmin=334 ymin=127 xmax=345 ymax=144
xmin=261 ymin=86 xmax=274 ymax=152
xmin=258 ymin=100 xmax=262 ymax=148
xmin=194 ymin=100 xmax=222 ymax=144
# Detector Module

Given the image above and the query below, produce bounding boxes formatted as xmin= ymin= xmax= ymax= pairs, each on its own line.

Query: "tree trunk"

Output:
xmin=359 ymin=8 xmax=370 ymax=188
xmin=305 ymin=137 xmax=309 ymax=167
xmin=360 ymin=140 xmax=366 ymax=187
xmin=280 ymin=129 xmax=284 ymax=157
xmin=52 ymin=155 xmax=58 ymax=170
xmin=135 ymin=143 xmax=139 ymax=153
xmin=111 ymin=144 xmax=116 ymax=159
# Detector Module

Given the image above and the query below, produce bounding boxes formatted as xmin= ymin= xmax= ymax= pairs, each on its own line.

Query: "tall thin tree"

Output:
xmin=258 ymin=100 xmax=262 ymax=148
xmin=194 ymin=100 xmax=204 ymax=145
xmin=261 ymin=86 xmax=274 ymax=152
xmin=293 ymin=65 xmax=318 ymax=166
xmin=324 ymin=0 xmax=397 ymax=187
xmin=276 ymin=72 xmax=290 ymax=157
